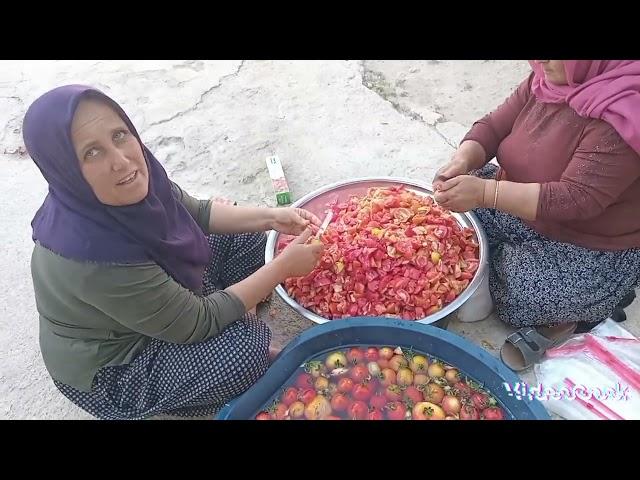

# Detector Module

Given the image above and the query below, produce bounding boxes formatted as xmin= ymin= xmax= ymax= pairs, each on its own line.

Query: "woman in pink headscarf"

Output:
xmin=431 ymin=61 xmax=640 ymax=371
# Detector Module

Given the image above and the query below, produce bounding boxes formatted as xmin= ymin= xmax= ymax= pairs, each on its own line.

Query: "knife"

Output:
xmin=316 ymin=210 xmax=333 ymax=238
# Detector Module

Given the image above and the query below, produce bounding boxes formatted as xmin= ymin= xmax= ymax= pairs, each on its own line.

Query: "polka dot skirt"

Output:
xmin=54 ymin=232 xmax=272 ymax=420
xmin=474 ymin=164 xmax=640 ymax=328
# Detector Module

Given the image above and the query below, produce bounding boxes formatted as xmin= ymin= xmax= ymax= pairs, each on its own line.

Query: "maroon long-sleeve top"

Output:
xmin=463 ymin=73 xmax=640 ymax=251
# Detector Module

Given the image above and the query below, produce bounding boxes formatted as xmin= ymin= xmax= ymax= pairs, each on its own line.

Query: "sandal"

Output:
xmin=500 ymin=323 xmax=577 ymax=372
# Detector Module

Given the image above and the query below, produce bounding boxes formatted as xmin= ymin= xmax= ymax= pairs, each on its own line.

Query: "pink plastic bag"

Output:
xmin=533 ymin=319 xmax=640 ymax=420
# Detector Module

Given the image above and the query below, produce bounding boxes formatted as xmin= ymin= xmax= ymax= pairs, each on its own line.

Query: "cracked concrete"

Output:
xmin=148 ymin=61 xmax=246 ymax=128
xmin=360 ymin=60 xmax=532 ymax=149
xmin=1 ymin=60 xmax=638 ymax=419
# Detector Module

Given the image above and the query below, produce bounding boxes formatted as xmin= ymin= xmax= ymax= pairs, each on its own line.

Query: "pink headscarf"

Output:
xmin=529 ymin=60 xmax=640 ymax=154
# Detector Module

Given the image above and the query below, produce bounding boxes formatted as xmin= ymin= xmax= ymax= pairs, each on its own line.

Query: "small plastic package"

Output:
xmin=265 ymin=155 xmax=291 ymax=206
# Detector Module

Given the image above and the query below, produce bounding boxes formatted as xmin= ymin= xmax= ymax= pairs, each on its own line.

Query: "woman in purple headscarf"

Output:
xmin=431 ymin=61 xmax=640 ymax=371
xmin=24 ymin=85 xmax=324 ymax=419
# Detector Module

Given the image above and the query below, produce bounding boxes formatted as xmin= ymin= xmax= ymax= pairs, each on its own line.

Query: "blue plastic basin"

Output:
xmin=216 ymin=317 xmax=550 ymax=420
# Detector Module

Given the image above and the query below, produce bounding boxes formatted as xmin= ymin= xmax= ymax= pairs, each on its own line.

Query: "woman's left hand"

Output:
xmin=270 ymin=207 xmax=322 ymax=235
xmin=433 ymin=175 xmax=487 ymax=212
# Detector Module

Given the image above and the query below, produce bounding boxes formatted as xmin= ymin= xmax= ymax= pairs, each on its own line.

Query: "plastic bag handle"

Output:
xmin=564 ymin=378 xmax=624 ymax=420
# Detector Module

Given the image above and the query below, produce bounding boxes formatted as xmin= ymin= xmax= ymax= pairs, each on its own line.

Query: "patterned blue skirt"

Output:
xmin=475 ymin=164 xmax=640 ymax=328
xmin=54 ymin=232 xmax=272 ymax=419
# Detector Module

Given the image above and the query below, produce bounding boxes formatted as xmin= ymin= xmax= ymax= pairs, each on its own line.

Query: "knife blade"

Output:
xmin=316 ymin=210 xmax=333 ymax=238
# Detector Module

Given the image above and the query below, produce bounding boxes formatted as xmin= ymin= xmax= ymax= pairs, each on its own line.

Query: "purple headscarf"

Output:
xmin=23 ymin=85 xmax=211 ymax=293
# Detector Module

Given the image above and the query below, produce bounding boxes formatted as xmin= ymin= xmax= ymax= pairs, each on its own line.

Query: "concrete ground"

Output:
xmin=1 ymin=60 xmax=638 ymax=419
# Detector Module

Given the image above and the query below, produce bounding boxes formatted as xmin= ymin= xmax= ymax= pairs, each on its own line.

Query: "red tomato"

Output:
xmin=272 ymin=403 xmax=288 ymax=420
xmin=369 ymin=393 xmax=388 ymax=410
xmin=368 ymin=409 xmax=384 ymax=420
xmin=352 ymin=382 xmax=375 ymax=402
xmin=454 ymin=381 xmax=472 ymax=398
xmin=385 ymin=401 xmax=407 ymax=420
xmin=296 ymin=373 xmax=314 ymax=389
xmin=337 ymin=377 xmax=354 ymax=393
xmin=347 ymin=400 xmax=369 ymax=420
xmin=255 ymin=411 xmax=271 ymax=420
xmin=377 ymin=358 xmax=390 ymax=369
xmin=389 ymin=355 xmax=409 ymax=372
xmin=422 ymin=383 xmax=445 ymax=404
xmin=350 ymin=364 xmax=370 ymax=383
xmin=378 ymin=347 xmax=395 ymax=360
xmin=298 ymin=388 xmax=316 ymax=405
xmin=441 ymin=395 xmax=462 ymax=416
xmin=471 ymin=391 xmax=490 ymax=410
xmin=385 ymin=384 xmax=403 ymax=402
xmin=459 ymin=404 xmax=480 ymax=420
xmin=379 ymin=368 xmax=397 ymax=387
xmin=482 ymin=407 xmax=505 ymax=420
xmin=365 ymin=347 xmax=379 ymax=362
xmin=281 ymin=387 xmax=298 ymax=407
xmin=347 ymin=347 xmax=365 ymax=365
xmin=330 ymin=393 xmax=350 ymax=413
xmin=403 ymin=386 xmax=424 ymax=405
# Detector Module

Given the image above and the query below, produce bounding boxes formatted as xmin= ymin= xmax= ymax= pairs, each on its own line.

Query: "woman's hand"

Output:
xmin=432 ymin=140 xmax=488 ymax=190
xmin=432 ymin=157 xmax=470 ymax=190
xmin=433 ymin=175 xmax=488 ymax=212
xmin=274 ymin=229 xmax=325 ymax=277
xmin=270 ymin=208 xmax=321 ymax=235
xmin=227 ymin=229 xmax=324 ymax=312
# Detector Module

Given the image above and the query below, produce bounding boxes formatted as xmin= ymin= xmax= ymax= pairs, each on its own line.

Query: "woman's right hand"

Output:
xmin=275 ymin=228 xmax=324 ymax=278
xmin=432 ymin=152 xmax=470 ymax=190
xmin=227 ymin=229 xmax=324 ymax=312
xmin=432 ymin=140 xmax=487 ymax=190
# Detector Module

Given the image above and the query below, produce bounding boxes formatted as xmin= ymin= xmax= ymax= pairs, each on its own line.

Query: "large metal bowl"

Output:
xmin=265 ymin=177 xmax=489 ymax=325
